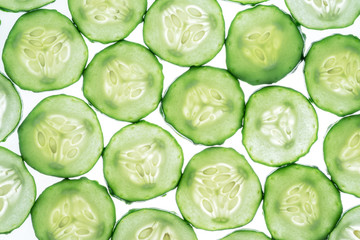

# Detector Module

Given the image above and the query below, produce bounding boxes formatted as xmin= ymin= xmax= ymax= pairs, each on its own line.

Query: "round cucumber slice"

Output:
xmin=2 ymin=9 xmax=88 ymax=92
xmin=31 ymin=178 xmax=115 ymax=240
xmin=329 ymin=205 xmax=360 ymax=240
xmin=305 ymin=34 xmax=360 ymax=116
xmin=143 ymin=0 xmax=225 ymax=66
xmin=103 ymin=121 xmax=183 ymax=202
xmin=0 ymin=0 xmax=54 ymax=12
xmin=324 ymin=115 xmax=360 ymax=197
xmin=176 ymin=147 xmax=262 ymax=230
xmin=264 ymin=164 xmax=342 ymax=240
xmin=83 ymin=41 xmax=163 ymax=122
xmin=226 ymin=5 xmax=304 ymax=85
xmin=221 ymin=230 xmax=270 ymax=240
xmin=18 ymin=94 xmax=103 ymax=178
xmin=68 ymin=0 xmax=147 ymax=43
xmin=0 ymin=147 xmax=36 ymax=234
xmin=242 ymin=86 xmax=318 ymax=167
xmin=0 ymin=73 xmax=21 ymax=142
xmin=112 ymin=208 xmax=197 ymax=240
xmin=227 ymin=0 xmax=268 ymax=4
xmin=161 ymin=67 xmax=245 ymax=145
xmin=285 ymin=0 xmax=360 ymax=30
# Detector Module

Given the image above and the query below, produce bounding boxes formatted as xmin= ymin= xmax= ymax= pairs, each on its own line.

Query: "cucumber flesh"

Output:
xmin=264 ymin=164 xmax=342 ymax=240
xmin=103 ymin=121 xmax=183 ymax=202
xmin=112 ymin=208 xmax=198 ymax=240
xmin=0 ymin=0 xmax=54 ymax=12
xmin=329 ymin=205 xmax=360 ymax=240
xmin=176 ymin=147 xmax=262 ymax=230
xmin=227 ymin=0 xmax=269 ymax=5
xmin=0 ymin=147 xmax=36 ymax=234
xmin=221 ymin=230 xmax=271 ymax=240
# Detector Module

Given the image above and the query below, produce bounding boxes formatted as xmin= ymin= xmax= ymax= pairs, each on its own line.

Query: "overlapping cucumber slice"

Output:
xmin=329 ymin=205 xmax=360 ymax=240
xmin=221 ymin=230 xmax=270 ymax=240
xmin=0 ymin=0 xmax=54 ymax=12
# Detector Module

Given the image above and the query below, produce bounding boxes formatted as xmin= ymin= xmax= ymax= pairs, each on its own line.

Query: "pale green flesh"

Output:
xmin=0 ymin=0 xmax=54 ymax=12
xmin=221 ymin=230 xmax=271 ymax=240
xmin=329 ymin=206 xmax=360 ymax=240
xmin=228 ymin=0 xmax=268 ymax=4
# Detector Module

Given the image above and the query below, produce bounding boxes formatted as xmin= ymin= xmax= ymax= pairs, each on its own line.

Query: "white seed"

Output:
xmin=187 ymin=7 xmax=202 ymax=17
xmin=202 ymin=199 xmax=213 ymax=213
xmin=29 ymin=29 xmax=44 ymax=37
xmin=24 ymin=48 xmax=36 ymax=59
xmin=37 ymin=131 xmax=46 ymax=146
xmin=138 ymin=227 xmax=153 ymax=239
xmin=193 ymin=31 xmax=206 ymax=42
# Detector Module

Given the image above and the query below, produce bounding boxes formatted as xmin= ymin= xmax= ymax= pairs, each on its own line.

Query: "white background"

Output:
xmin=0 ymin=0 xmax=359 ymax=239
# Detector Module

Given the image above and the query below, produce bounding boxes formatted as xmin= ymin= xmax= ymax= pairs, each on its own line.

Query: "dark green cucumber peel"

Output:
xmin=220 ymin=230 xmax=271 ymax=240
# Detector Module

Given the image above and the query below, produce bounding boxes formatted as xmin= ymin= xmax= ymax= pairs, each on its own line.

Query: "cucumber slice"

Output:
xmin=264 ymin=164 xmax=342 ymax=240
xmin=18 ymin=94 xmax=103 ymax=178
xmin=226 ymin=5 xmax=304 ymax=85
xmin=161 ymin=67 xmax=245 ymax=145
xmin=305 ymin=34 xmax=360 ymax=116
xmin=221 ymin=230 xmax=271 ymax=240
xmin=83 ymin=41 xmax=163 ymax=122
xmin=103 ymin=121 xmax=183 ymax=202
xmin=329 ymin=205 xmax=360 ymax=240
xmin=68 ymin=0 xmax=147 ymax=43
xmin=2 ymin=9 xmax=88 ymax=92
xmin=0 ymin=147 xmax=36 ymax=234
xmin=31 ymin=178 xmax=115 ymax=240
xmin=324 ymin=115 xmax=360 ymax=197
xmin=242 ymin=86 xmax=318 ymax=167
xmin=143 ymin=0 xmax=225 ymax=66
xmin=0 ymin=73 xmax=21 ymax=142
xmin=227 ymin=0 xmax=269 ymax=4
xmin=112 ymin=208 xmax=198 ymax=239
xmin=176 ymin=147 xmax=262 ymax=230
xmin=285 ymin=0 xmax=360 ymax=30
xmin=0 ymin=0 xmax=54 ymax=12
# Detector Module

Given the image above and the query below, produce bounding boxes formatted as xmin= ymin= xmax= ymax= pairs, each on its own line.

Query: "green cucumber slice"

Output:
xmin=242 ymin=86 xmax=318 ymax=167
xmin=0 ymin=0 xmax=54 ymax=12
xmin=161 ymin=66 xmax=245 ymax=145
xmin=68 ymin=0 xmax=147 ymax=43
xmin=329 ymin=205 xmax=360 ymax=240
xmin=264 ymin=164 xmax=342 ymax=240
xmin=305 ymin=34 xmax=360 ymax=116
xmin=112 ymin=208 xmax=198 ymax=240
xmin=18 ymin=94 xmax=103 ymax=178
xmin=2 ymin=9 xmax=88 ymax=92
xmin=285 ymin=0 xmax=360 ymax=30
xmin=83 ymin=41 xmax=163 ymax=122
xmin=31 ymin=178 xmax=115 ymax=240
xmin=0 ymin=73 xmax=21 ymax=142
xmin=226 ymin=5 xmax=304 ymax=85
xmin=221 ymin=230 xmax=271 ymax=240
xmin=103 ymin=121 xmax=183 ymax=202
xmin=176 ymin=147 xmax=262 ymax=230
xmin=227 ymin=0 xmax=268 ymax=4
xmin=143 ymin=0 xmax=225 ymax=66
xmin=0 ymin=147 xmax=36 ymax=234
xmin=324 ymin=115 xmax=360 ymax=197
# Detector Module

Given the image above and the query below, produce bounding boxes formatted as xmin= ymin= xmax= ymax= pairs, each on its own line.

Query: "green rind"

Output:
xmin=0 ymin=147 xmax=36 ymax=234
xmin=112 ymin=208 xmax=198 ymax=240
xmin=103 ymin=121 xmax=183 ymax=202
xmin=18 ymin=94 xmax=103 ymax=178
xmin=264 ymin=164 xmax=342 ymax=240
xmin=83 ymin=41 xmax=163 ymax=122
xmin=226 ymin=0 xmax=269 ymax=4
xmin=329 ymin=205 xmax=360 ymax=240
xmin=161 ymin=66 xmax=245 ymax=146
xmin=68 ymin=0 xmax=147 ymax=43
xmin=220 ymin=230 xmax=271 ymax=240
xmin=31 ymin=178 xmax=115 ymax=240
xmin=176 ymin=147 xmax=262 ymax=231
xmin=0 ymin=0 xmax=54 ymax=12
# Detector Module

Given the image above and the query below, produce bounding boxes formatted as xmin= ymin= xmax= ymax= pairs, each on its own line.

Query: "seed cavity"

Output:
xmin=340 ymin=131 xmax=360 ymax=172
xmin=305 ymin=0 xmax=344 ymax=20
xmin=0 ymin=166 xmax=23 ymax=217
xmin=84 ymin=0 xmax=130 ymax=23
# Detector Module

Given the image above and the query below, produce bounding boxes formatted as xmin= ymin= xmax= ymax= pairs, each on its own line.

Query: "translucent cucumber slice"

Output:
xmin=112 ymin=208 xmax=197 ymax=240
xmin=221 ymin=230 xmax=271 ymax=240
xmin=0 ymin=147 xmax=36 ymax=234
xmin=226 ymin=5 xmax=304 ymax=85
xmin=31 ymin=178 xmax=115 ymax=240
xmin=143 ymin=0 xmax=225 ymax=66
xmin=264 ymin=164 xmax=342 ymax=240
xmin=83 ymin=41 xmax=163 ymax=122
xmin=2 ymin=9 xmax=88 ymax=92
xmin=305 ymin=34 xmax=360 ymax=116
xmin=68 ymin=0 xmax=147 ymax=43
xmin=242 ymin=86 xmax=318 ymax=167
xmin=329 ymin=205 xmax=360 ymax=240
xmin=103 ymin=121 xmax=183 ymax=202
xmin=227 ymin=0 xmax=268 ymax=4
xmin=0 ymin=0 xmax=54 ymax=12
xmin=176 ymin=147 xmax=262 ymax=230
xmin=18 ymin=95 xmax=103 ymax=178
xmin=285 ymin=0 xmax=360 ymax=29
xmin=0 ymin=73 xmax=21 ymax=142
xmin=161 ymin=67 xmax=245 ymax=145
xmin=324 ymin=115 xmax=360 ymax=197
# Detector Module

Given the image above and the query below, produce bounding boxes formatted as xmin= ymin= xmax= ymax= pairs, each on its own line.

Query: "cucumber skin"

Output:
xmin=0 ymin=0 xmax=55 ymax=12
